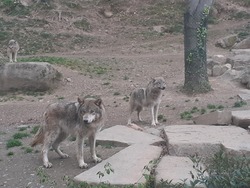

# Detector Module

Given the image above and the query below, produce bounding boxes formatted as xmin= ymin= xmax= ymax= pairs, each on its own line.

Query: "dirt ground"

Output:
xmin=0 ymin=1 xmax=250 ymax=187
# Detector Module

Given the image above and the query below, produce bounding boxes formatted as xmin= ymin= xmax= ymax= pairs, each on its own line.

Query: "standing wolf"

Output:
xmin=31 ymin=97 xmax=106 ymax=168
xmin=127 ymin=77 xmax=166 ymax=127
xmin=7 ymin=39 xmax=20 ymax=63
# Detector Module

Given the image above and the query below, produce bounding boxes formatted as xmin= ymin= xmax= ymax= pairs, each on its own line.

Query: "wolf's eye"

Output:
xmin=90 ymin=110 xmax=95 ymax=114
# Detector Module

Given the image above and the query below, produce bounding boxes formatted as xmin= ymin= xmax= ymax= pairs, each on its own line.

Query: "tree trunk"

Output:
xmin=183 ymin=0 xmax=214 ymax=94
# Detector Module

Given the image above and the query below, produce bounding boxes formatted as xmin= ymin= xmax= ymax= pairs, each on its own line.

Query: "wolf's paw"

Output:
xmin=93 ymin=156 xmax=102 ymax=163
xmin=79 ymin=162 xmax=88 ymax=169
xmin=151 ymin=122 xmax=157 ymax=126
xmin=60 ymin=153 xmax=69 ymax=158
xmin=44 ymin=162 xmax=53 ymax=168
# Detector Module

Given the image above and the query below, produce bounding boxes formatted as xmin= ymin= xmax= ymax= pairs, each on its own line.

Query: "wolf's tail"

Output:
xmin=30 ymin=127 xmax=45 ymax=147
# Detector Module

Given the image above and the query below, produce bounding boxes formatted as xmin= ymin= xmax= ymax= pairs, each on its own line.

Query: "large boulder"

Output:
xmin=0 ymin=62 xmax=62 ymax=92
xmin=215 ymin=34 xmax=238 ymax=49
xmin=239 ymin=66 xmax=250 ymax=89
xmin=226 ymin=54 xmax=250 ymax=70
xmin=233 ymin=37 xmax=250 ymax=49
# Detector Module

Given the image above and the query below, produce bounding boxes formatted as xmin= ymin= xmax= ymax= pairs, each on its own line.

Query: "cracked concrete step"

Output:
xmin=155 ymin=156 xmax=207 ymax=188
xmin=97 ymin=125 xmax=165 ymax=146
xmin=74 ymin=144 xmax=162 ymax=185
xmin=232 ymin=110 xmax=250 ymax=128
xmin=165 ymin=125 xmax=250 ymax=157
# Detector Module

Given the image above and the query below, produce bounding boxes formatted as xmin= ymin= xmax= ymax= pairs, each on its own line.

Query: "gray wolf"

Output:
xmin=7 ymin=39 xmax=20 ymax=63
xmin=127 ymin=77 xmax=166 ymax=127
xmin=31 ymin=97 xmax=106 ymax=168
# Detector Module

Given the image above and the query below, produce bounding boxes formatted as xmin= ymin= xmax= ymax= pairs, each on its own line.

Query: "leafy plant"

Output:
xmin=188 ymin=150 xmax=250 ymax=188
xmin=6 ymin=139 xmax=22 ymax=149
xmin=180 ymin=111 xmax=193 ymax=120
xmin=96 ymin=162 xmax=114 ymax=182
xmin=30 ymin=125 xmax=40 ymax=134
xmin=13 ymin=132 xmax=30 ymax=139
xmin=7 ymin=151 xmax=14 ymax=156
xmin=233 ymin=101 xmax=247 ymax=108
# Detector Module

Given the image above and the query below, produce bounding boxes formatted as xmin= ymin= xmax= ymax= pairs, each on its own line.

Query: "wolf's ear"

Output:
xmin=95 ymin=98 xmax=102 ymax=106
xmin=77 ymin=97 xmax=84 ymax=104
xmin=151 ymin=77 xmax=156 ymax=82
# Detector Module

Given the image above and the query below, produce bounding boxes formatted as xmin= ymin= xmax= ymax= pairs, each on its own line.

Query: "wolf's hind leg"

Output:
xmin=42 ymin=132 xmax=55 ymax=168
xmin=13 ymin=52 xmax=17 ymax=62
xmin=136 ymin=106 xmax=143 ymax=122
xmin=52 ymin=130 xmax=69 ymax=158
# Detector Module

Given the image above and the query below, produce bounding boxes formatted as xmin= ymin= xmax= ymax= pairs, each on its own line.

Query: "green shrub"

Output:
xmin=6 ymin=139 xmax=22 ymax=149
xmin=189 ymin=150 xmax=250 ymax=188
xmin=234 ymin=101 xmax=247 ymax=107
xmin=13 ymin=132 xmax=30 ymax=139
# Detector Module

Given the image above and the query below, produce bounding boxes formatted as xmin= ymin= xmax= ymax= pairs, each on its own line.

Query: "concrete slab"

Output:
xmin=97 ymin=125 xmax=165 ymax=146
xmin=164 ymin=125 xmax=250 ymax=157
xmin=193 ymin=110 xmax=232 ymax=125
xmin=232 ymin=110 xmax=250 ymax=128
xmin=238 ymin=89 xmax=250 ymax=101
xmin=74 ymin=144 xmax=162 ymax=185
xmin=155 ymin=156 xmax=206 ymax=188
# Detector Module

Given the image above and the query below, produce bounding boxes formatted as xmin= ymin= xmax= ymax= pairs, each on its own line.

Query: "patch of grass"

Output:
xmin=90 ymin=66 xmax=108 ymax=75
xmin=25 ymin=147 xmax=33 ymax=153
xmin=30 ymin=125 xmax=40 ymax=135
xmin=63 ymin=1 xmax=83 ymax=10
xmin=200 ymin=108 xmax=207 ymax=115
xmin=0 ymin=31 xmax=9 ymax=41
xmin=6 ymin=139 xmax=22 ymax=149
xmin=207 ymin=104 xmax=216 ymax=109
xmin=123 ymin=95 xmax=129 ymax=102
xmin=238 ymin=31 xmax=250 ymax=40
xmin=13 ymin=132 xmax=30 ymax=139
xmin=0 ymin=131 xmax=7 ymax=135
xmin=7 ymin=151 xmax=14 ymax=156
xmin=73 ymin=18 xmax=91 ymax=31
xmin=1 ymin=0 xmax=30 ymax=16
xmin=180 ymin=111 xmax=193 ymax=120
xmin=103 ymin=82 xmax=110 ymax=85
xmin=190 ymin=106 xmax=199 ymax=113
xmin=123 ymin=75 xmax=129 ymax=80
xmin=158 ymin=114 xmax=167 ymax=122
xmin=233 ymin=101 xmax=247 ymax=107
xmin=68 ymin=136 xmax=76 ymax=142
xmin=113 ymin=92 xmax=120 ymax=96
xmin=57 ymin=96 xmax=64 ymax=100
xmin=231 ymin=11 xmax=250 ymax=20
xmin=18 ymin=127 xmax=28 ymax=131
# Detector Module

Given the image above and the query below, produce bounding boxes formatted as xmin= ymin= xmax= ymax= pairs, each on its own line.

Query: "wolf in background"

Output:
xmin=7 ymin=39 xmax=20 ymax=63
xmin=127 ymin=77 xmax=166 ymax=129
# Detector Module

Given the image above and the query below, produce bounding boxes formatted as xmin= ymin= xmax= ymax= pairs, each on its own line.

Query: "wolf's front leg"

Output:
xmin=89 ymin=134 xmax=102 ymax=163
xmin=76 ymin=134 xmax=88 ymax=168
xmin=154 ymin=103 xmax=160 ymax=124
xmin=8 ymin=53 xmax=13 ymax=63
xmin=151 ymin=106 xmax=156 ymax=126
xmin=13 ymin=52 xmax=17 ymax=62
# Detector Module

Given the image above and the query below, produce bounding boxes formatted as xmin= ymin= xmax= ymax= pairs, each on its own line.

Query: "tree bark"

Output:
xmin=183 ymin=0 xmax=214 ymax=94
